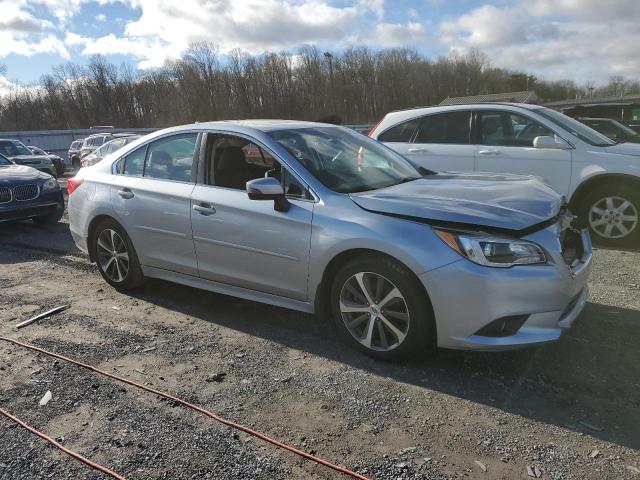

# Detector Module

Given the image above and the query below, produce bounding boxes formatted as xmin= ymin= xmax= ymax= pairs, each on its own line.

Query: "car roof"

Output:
xmin=388 ymin=102 xmax=544 ymax=116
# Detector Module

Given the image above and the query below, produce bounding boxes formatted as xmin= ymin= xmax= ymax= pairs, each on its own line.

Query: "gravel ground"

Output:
xmin=1 ymin=184 xmax=639 ymax=479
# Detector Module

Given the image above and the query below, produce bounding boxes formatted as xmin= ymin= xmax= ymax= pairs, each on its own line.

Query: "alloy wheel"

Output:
xmin=96 ymin=228 xmax=130 ymax=283
xmin=588 ymin=196 xmax=638 ymax=239
xmin=339 ymin=272 xmax=410 ymax=352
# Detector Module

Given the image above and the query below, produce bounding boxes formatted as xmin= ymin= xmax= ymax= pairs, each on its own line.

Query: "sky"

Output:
xmin=1 ymin=0 xmax=639 ymax=89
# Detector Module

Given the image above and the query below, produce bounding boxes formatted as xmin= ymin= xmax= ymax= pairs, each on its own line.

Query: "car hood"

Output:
xmin=0 ymin=164 xmax=49 ymax=185
xmin=600 ymin=142 xmax=640 ymax=156
xmin=349 ymin=172 xmax=564 ymax=233
xmin=7 ymin=154 xmax=49 ymax=164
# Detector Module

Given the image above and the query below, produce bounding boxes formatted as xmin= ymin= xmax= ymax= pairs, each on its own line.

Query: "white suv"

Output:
xmin=370 ymin=103 xmax=640 ymax=247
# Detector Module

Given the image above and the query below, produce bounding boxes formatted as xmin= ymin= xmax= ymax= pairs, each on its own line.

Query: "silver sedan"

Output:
xmin=67 ymin=121 xmax=592 ymax=359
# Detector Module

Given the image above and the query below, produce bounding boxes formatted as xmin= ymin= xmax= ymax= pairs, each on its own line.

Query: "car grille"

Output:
xmin=0 ymin=187 xmax=11 ymax=204
xmin=13 ymin=184 xmax=40 ymax=201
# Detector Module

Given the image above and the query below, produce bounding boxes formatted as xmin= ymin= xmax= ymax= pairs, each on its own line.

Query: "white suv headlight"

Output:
xmin=434 ymin=229 xmax=547 ymax=267
xmin=42 ymin=177 xmax=59 ymax=191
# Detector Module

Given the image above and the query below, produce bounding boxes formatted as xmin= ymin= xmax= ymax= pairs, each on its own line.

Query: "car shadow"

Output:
xmin=0 ymin=220 xmax=82 ymax=264
xmin=130 ymin=279 xmax=640 ymax=451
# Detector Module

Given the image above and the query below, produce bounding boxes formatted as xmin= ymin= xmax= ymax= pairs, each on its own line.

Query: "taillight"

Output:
xmin=67 ymin=177 xmax=83 ymax=195
xmin=368 ymin=115 xmax=386 ymax=137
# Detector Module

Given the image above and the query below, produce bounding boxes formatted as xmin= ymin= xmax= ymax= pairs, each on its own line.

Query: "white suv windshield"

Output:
xmin=536 ymin=108 xmax=616 ymax=146
xmin=268 ymin=127 xmax=422 ymax=193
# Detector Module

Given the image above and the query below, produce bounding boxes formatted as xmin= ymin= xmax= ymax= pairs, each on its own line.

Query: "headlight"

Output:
xmin=434 ymin=229 xmax=546 ymax=268
xmin=42 ymin=177 xmax=59 ymax=191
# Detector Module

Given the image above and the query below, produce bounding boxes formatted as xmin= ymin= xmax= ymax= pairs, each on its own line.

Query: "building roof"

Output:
xmin=543 ymin=93 xmax=640 ymax=108
xmin=439 ymin=91 xmax=538 ymax=106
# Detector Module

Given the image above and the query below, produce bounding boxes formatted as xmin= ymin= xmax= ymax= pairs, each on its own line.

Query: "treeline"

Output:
xmin=1 ymin=44 xmax=639 ymax=131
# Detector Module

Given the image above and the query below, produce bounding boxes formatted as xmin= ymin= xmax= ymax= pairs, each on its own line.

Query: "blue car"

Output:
xmin=0 ymin=153 xmax=64 ymax=225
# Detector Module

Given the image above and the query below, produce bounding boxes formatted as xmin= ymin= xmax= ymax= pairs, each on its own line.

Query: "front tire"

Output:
xmin=330 ymin=256 xmax=436 ymax=360
xmin=92 ymin=219 xmax=144 ymax=291
xmin=578 ymin=184 xmax=640 ymax=248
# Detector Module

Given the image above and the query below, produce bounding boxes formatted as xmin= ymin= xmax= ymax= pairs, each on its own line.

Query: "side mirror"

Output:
xmin=533 ymin=136 xmax=568 ymax=150
xmin=246 ymin=177 xmax=290 ymax=212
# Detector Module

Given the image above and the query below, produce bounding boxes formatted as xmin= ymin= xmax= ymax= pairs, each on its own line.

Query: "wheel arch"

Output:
xmin=313 ymin=248 xmax=435 ymax=326
xmin=570 ymin=173 xmax=640 ymax=212
xmin=87 ymin=214 xmax=124 ymax=262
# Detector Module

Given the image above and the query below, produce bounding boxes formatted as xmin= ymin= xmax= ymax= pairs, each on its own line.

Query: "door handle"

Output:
xmin=407 ymin=147 xmax=429 ymax=153
xmin=117 ymin=188 xmax=134 ymax=199
xmin=193 ymin=203 xmax=216 ymax=216
xmin=478 ymin=149 xmax=501 ymax=155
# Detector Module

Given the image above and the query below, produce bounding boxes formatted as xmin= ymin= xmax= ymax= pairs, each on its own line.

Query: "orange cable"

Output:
xmin=0 ymin=336 xmax=370 ymax=480
xmin=0 ymin=406 xmax=126 ymax=480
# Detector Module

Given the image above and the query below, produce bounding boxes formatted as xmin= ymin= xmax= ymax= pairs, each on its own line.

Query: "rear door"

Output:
xmin=110 ymin=132 xmax=199 ymax=275
xmin=382 ymin=111 xmax=476 ymax=172
xmin=474 ymin=110 xmax=572 ymax=195
xmin=190 ymin=133 xmax=314 ymax=301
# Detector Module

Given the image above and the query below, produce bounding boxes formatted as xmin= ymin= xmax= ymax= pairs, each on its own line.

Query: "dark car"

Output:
xmin=28 ymin=145 xmax=68 ymax=176
xmin=0 ymin=153 xmax=64 ymax=225
xmin=68 ymin=139 xmax=84 ymax=168
xmin=0 ymin=139 xmax=58 ymax=177
xmin=578 ymin=117 xmax=640 ymax=144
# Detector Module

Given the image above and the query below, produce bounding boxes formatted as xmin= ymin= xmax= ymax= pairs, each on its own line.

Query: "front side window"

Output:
xmin=378 ymin=119 xmax=419 ymax=142
xmin=267 ymin=126 xmax=422 ymax=193
xmin=479 ymin=111 xmax=553 ymax=147
xmin=206 ymin=134 xmax=311 ymax=199
xmin=144 ymin=133 xmax=197 ymax=182
xmin=414 ymin=111 xmax=471 ymax=144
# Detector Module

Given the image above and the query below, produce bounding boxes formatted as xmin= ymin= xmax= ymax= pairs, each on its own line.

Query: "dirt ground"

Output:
xmin=1 ymin=183 xmax=639 ymax=479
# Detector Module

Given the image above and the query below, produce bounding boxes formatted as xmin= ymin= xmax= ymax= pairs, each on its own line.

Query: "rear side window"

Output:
xmin=123 ymin=145 xmax=146 ymax=176
xmin=144 ymin=133 xmax=197 ymax=182
xmin=378 ymin=119 xmax=419 ymax=142
xmin=414 ymin=111 xmax=471 ymax=144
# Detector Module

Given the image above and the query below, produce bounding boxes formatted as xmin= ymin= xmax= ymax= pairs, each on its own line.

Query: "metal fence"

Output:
xmin=0 ymin=124 xmax=373 ymax=158
xmin=0 ymin=128 xmax=157 ymax=157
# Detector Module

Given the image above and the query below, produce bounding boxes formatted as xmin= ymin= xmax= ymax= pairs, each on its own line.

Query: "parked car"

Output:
xmin=0 ymin=153 xmax=64 ymax=225
xmin=0 ymin=139 xmax=57 ymax=177
xmin=81 ymin=135 xmax=142 ymax=168
xmin=28 ymin=146 xmax=68 ymax=176
xmin=370 ymin=103 xmax=640 ymax=247
xmin=79 ymin=133 xmax=137 ymax=159
xmin=67 ymin=121 xmax=591 ymax=359
xmin=577 ymin=117 xmax=640 ymax=144
xmin=68 ymin=139 xmax=84 ymax=168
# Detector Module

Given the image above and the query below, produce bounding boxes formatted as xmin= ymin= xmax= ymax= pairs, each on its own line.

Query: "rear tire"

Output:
xmin=92 ymin=219 xmax=145 ymax=291
xmin=577 ymin=184 xmax=640 ymax=248
xmin=330 ymin=255 xmax=436 ymax=360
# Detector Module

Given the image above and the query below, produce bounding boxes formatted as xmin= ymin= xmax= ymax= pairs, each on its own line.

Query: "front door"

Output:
xmin=475 ymin=110 xmax=572 ymax=195
xmin=191 ymin=134 xmax=314 ymax=301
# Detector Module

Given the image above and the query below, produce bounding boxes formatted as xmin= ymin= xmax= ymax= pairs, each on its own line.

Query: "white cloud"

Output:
xmin=439 ymin=0 xmax=640 ymax=83
xmin=373 ymin=22 xmax=430 ymax=48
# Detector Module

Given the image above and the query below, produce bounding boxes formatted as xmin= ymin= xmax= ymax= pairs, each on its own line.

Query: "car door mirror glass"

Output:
xmin=246 ymin=177 xmax=290 ymax=212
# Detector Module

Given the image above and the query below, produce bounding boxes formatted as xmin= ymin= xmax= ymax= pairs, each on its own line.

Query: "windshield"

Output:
xmin=608 ymin=120 xmax=640 ymax=137
xmin=0 ymin=140 xmax=33 ymax=156
xmin=0 ymin=154 xmax=12 ymax=166
xmin=267 ymin=127 xmax=422 ymax=193
xmin=536 ymin=108 xmax=616 ymax=146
